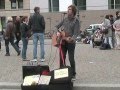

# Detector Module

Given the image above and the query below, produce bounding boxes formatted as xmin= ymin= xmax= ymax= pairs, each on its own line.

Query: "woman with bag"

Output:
xmin=102 ymin=15 xmax=113 ymax=49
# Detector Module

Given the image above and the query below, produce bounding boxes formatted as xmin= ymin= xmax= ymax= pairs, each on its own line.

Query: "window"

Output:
xmin=0 ymin=0 xmax=5 ymax=9
xmin=108 ymin=0 xmax=120 ymax=9
xmin=0 ymin=17 xmax=6 ymax=30
xmin=73 ymin=0 xmax=86 ymax=10
xmin=11 ymin=0 xmax=17 ymax=9
xmin=115 ymin=0 xmax=120 ymax=9
xmin=52 ymin=0 xmax=59 ymax=11
xmin=18 ymin=0 xmax=23 ymax=9
xmin=49 ymin=0 xmax=59 ymax=12
xmin=10 ymin=0 xmax=23 ymax=9
xmin=88 ymin=26 xmax=92 ymax=29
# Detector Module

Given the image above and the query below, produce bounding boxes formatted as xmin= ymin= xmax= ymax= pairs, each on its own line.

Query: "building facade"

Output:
xmin=0 ymin=0 xmax=30 ymax=29
xmin=0 ymin=0 xmax=119 ymax=32
xmin=37 ymin=0 xmax=120 ymax=12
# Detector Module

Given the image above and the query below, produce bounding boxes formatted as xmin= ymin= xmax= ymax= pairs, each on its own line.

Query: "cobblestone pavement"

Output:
xmin=0 ymin=39 xmax=120 ymax=84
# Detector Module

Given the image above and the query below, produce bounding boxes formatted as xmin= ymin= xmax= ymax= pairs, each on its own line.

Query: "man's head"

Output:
xmin=16 ymin=16 xmax=20 ymax=21
xmin=105 ymin=15 xmax=109 ymax=19
xmin=67 ymin=5 xmax=77 ymax=17
xmin=7 ymin=17 xmax=13 ymax=22
xmin=34 ymin=7 xmax=40 ymax=13
xmin=116 ymin=11 xmax=120 ymax=19
xmin=21 ymin=16 xmax=28 ymax=23
xmin=117 ymin=12 xmax=120 ymax=19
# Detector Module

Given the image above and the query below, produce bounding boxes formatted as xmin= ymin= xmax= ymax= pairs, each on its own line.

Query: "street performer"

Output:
xmin=55 ymin=5 xmax=80 ymax=79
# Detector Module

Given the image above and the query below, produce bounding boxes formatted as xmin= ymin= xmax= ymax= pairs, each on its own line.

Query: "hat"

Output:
xmin=7 ymin=17 xmax=13 ymax=21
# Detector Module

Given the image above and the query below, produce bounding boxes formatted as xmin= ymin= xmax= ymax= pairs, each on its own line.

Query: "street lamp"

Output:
xmin=47 ymin=17 xmax=52 ymax=32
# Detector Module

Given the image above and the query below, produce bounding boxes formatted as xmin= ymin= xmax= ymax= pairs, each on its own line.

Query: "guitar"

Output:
xmin=52 ymin=31 xmax=65 ymax=47
xmin=52 ymin=31 xmax=74 ymax=47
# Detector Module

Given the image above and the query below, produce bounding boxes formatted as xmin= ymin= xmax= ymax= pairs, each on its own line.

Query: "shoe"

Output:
xmin=41 ymin=59 xmax=45 ymax=62
xmin=5 ymin=53 xmax=10 ymax=56
xmin=17 ymin=51 xmax=21 ymax=56
xmin=72 ymin=75 xmax=76 ymax=81
xmin=22 ymin=58 xmax=29 ymax=61
xmin=30 ymin=59 xmax=37 ymax=62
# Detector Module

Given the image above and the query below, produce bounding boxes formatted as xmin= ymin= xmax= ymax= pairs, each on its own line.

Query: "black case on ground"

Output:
xmin=21 ymin=65 xmax=73 ymax=90
xmin=21 ymin=65 xmax=50 ymax=90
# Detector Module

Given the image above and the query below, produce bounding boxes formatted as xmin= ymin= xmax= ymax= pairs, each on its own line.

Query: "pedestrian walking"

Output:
xmin=4 ymin=17 xmax=20 ymax=56
xmin=14 ymin=16 xmax=21 ymax=48
xmin=29 ymin=7 xmax=45 ymax=62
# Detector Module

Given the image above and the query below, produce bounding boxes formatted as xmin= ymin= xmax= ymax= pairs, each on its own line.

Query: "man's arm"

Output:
xmin=28 ymin=16 xmax=32 ymax=30
xmin=113 ymin=21 xmax=120 ymax=31
xmin=41 ymin=16 xmax=45 ymax=30
xmin=72 ymin=19 xmax=80 ymax=41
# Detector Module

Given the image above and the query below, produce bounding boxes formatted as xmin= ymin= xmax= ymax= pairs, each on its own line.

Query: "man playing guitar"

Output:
xmin=54 ymin=5 xmax=80 ymax=79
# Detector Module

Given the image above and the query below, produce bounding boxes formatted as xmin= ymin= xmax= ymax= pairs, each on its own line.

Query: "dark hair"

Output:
xmin=116 ymin=11 xmax=120 ymax=16
xmin=105 ymin=15 xmax=109 ymax=19
xmin=34 ymin=7 xmax=40 ymax=13
xmin=21 ymin=16 xmax=28 ymax=22
xmin=68 ymin=5 xmax=77 ymax=16
xmin=109 ymin=15 xmax=113 ymax=18
xmin=116 ymin=11 xmax=120 ymax=20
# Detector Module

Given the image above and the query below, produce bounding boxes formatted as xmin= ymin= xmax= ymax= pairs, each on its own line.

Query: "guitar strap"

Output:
xmin=59 ymin=40 xmax=65 ymax=66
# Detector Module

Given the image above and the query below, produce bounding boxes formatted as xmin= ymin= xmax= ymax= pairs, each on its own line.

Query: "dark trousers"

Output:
xmin=5 ymin=37 xmax=20 ymax=54
xmin=59 ymin=41 xmax=76 ymax=76
xmin=0 ymin=41 xmax=1 ymax=49
xmin=15 ymin=33 xmax=21 ymax=47
xmin=112 ymin=31 xmax=115 ymax=48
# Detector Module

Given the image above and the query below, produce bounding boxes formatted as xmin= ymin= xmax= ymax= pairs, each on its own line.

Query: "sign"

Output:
xmin=54 ymin=68 xmax=68 ymax=79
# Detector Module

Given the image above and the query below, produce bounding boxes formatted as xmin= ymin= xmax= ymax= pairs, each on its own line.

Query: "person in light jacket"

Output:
xmin=102 ymin=15 xmax=113 ymax=49
xmin=113 ymin=11 xmax=120 ymax=50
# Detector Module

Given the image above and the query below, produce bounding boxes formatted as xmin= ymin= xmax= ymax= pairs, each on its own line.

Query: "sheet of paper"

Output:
xmin=23 ymin=75 xmax=40 ymax=86
xmin=54 ymin=68 xmax=68 ymax=79
xmin=38 ymin=75 xmax=51 ymax=85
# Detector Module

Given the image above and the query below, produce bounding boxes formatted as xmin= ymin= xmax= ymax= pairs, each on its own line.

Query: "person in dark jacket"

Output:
xmin=20 ymin=16 xmax=29 ymax=60
xmin=4 ymin=17 xmax=20 ymax=56
xmin=55 ymin=5 xmax=80 ymax=79
xmin=29 ymin=7 xmax=45 ymax=62
xmin=14 ymin=16 xmax=21 ymax=48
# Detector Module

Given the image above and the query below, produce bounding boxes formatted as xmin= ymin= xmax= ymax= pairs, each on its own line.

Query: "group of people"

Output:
xmin=1 ymin=5 xmax=78 ymax=79
xmin=101 ymin=11 xmax=120 ymax=50
xmin=3 ymin=7 xmax=46 ymax=62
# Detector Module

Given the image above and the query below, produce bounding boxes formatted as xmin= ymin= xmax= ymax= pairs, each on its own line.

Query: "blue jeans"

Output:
xmin=22 ymin=37 xmax=28 ymax=59
xmin=33 ymin=33 xmax=45 ymax=59
xmin=104 ymin=37 xmax=113 ymax=48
